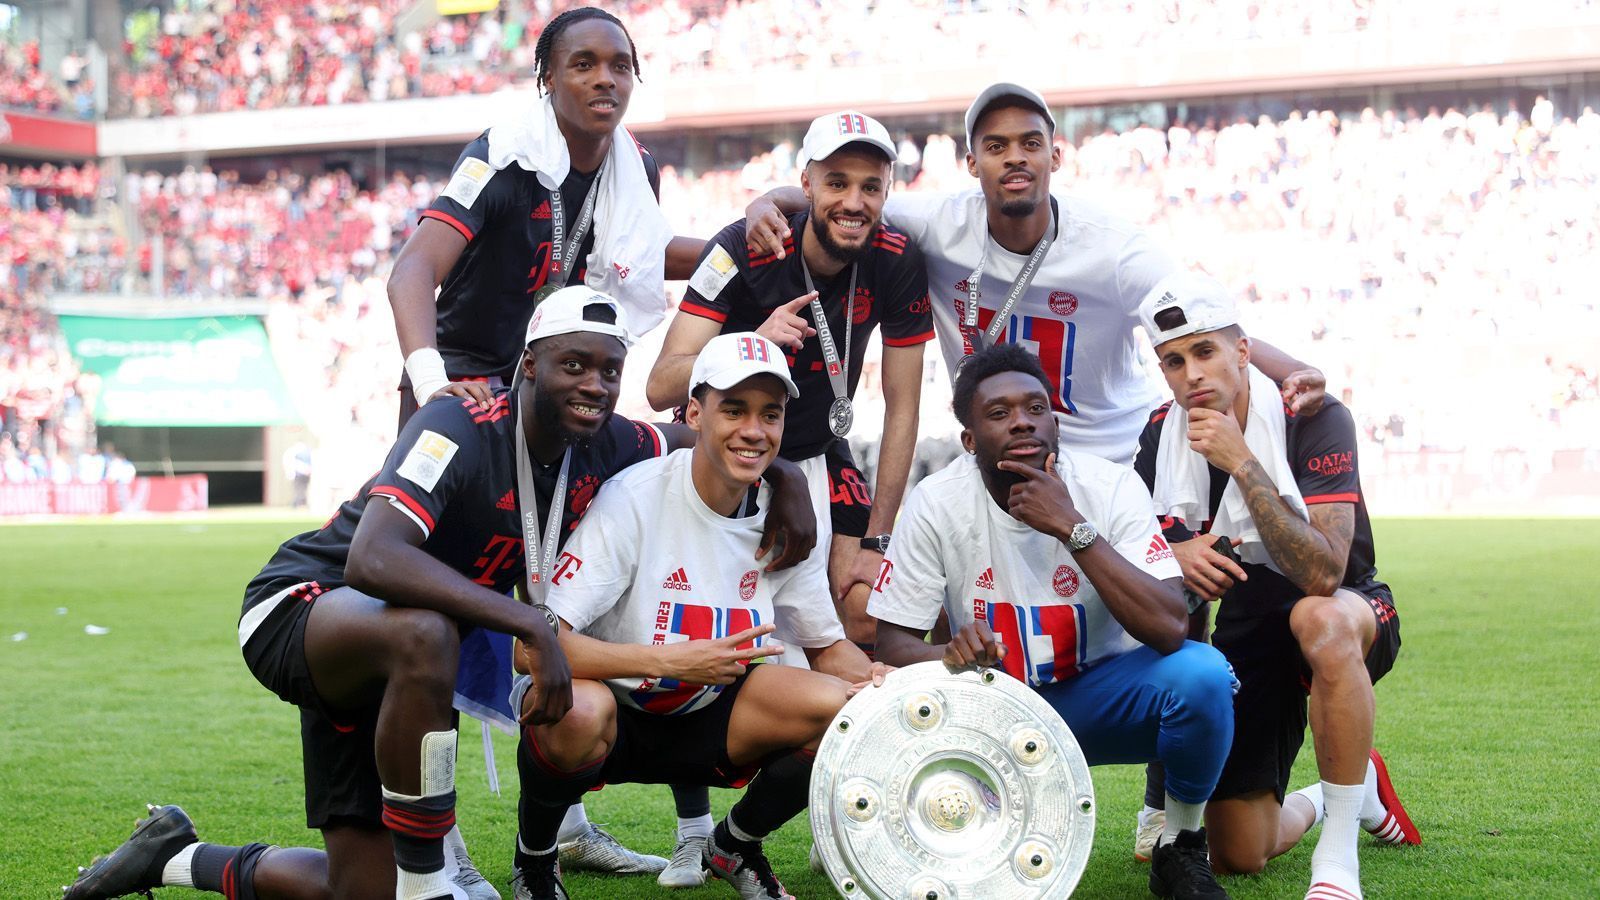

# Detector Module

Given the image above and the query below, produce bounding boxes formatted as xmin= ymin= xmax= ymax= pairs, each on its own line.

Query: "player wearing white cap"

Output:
xmin=648 ymin=110 xmax=932 ymax=680
xmin=516 ymin=332 xmax=882 ymax=900
xmin=1133 ymin=273 xmax=1418 ymax=900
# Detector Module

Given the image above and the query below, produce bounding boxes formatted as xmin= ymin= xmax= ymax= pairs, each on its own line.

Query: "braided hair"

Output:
xmin=533 ymin=7 xmax=643 ymax=95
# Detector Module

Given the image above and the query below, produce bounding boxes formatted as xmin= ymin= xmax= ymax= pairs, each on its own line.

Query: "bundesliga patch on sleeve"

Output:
xmin=441 ymin=158 xmax=493 ymax=209
xmin=688 ymin=244 xmax=738 ymax=300
xmin=397 ymin=430 xmax=459 ymax=492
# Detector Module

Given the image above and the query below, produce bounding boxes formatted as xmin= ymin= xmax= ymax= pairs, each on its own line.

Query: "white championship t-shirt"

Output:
xmin=867 ymin=450 xmax=1182 ymax=687
xmin=885 ymin=190 xmax=1179 ymax=463
xmin=546 ymin=448 xmax=844 ymax=715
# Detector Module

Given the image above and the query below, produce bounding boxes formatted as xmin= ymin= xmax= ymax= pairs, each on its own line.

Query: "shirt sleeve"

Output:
xmin=680 ymin=220 xmax=751 ymax=323
xmin=877 ymin=234 xmax=935 ymax=346
xmin=1100 ymin=463 xmax=1183 ymax=582
xmin=543 ymin=479 xmax=639 ymax=633
xmin=882 ymin=192 xmax=942 ymax=248
xmin=419 ymin=133 xmax=513 ymax=243
xmin=1291 ymin=402 xmax=1364 ymax=505
xmin=1114 ymin=228 xmax=1181 ymax=320
xmin=603 ymin=415 xmax=667 ymax=472
xmin=865 ymin=484 xmax=948 ymax=631
xmin=367 ymin=396 xmax=490 ymax=540
xmin=770 ymin=540 xmax=845 ymax=647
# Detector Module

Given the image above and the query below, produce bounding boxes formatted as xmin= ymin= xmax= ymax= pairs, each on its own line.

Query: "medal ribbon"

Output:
xmin=546 ymin=165 xmax=604 ymax=285
xmin=514 ymin=399 xmax=572 ymax=608
xmin=796 ymin=222 xmax=858 ymax=418
xmin=963 ymin=201 xmax=1057 ymax=350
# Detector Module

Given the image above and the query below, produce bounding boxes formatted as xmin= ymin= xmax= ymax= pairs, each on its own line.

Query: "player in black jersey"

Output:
xmin=1132 ymin=274 xmax=1419 ymax=900
xmin=62 ymin=289 xmax=818 ymax=900
xmin=646 ymin=110 xmax=933 ymax=670
xmin=387 ymin=6 xmax=702 ymax=425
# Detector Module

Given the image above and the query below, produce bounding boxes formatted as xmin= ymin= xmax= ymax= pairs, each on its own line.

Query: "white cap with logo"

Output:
xmin=524 ymin=285 xmax=632 ymax=347
xmin=797 ymin=110 xmax=897 ymax=169
xmin=690 ymin=332 xmax=800 ymax=399
xmin=1138 ymin=272 xmax=1241 ymax=347
xmin=965 ymin=82 xmax=1056 ymax=150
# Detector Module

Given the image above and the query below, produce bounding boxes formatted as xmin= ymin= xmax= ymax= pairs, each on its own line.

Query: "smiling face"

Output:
xmin=966 ymin=103 xmax=1061 ymax=219
xmin=961 ymin=369 xmax=1060 ymax=486
xmin=1156 ymin=327 xmax=1251 ymax=414
xmin=801 ymin=147 xmax=892 ymax=265
xmin=543 ymin=18 xmax=635 ymax=145
xmin=524 ymin=332 xmax=626 ymax=445
xmin=685 ymin=376 xmax=787 ymax=491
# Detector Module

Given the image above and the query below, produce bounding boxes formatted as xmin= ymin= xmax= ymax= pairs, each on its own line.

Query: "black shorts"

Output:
xmin=240 ymin=582 xmax=383 ymax=829
xmin=594 ymin=669 xmax=761 ymax=789
xmin=823 ymin=442 xmax=872 ymax=538
xmin=1210 ymin=586 xmax=1401 ymax=803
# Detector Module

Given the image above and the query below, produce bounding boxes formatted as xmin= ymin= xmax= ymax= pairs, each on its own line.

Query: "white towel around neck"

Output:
xmin=486 ymin=95 xmax=671 ymax=339
xmin=1152 ymin=366 xmax=1308 ymax=571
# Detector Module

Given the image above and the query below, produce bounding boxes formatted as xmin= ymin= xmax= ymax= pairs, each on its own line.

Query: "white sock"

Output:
xmin=1138 ymin=805 xmax=1165 ymax=828
xmin=160 ymin=843 xmax=199 ymax=887
xmin=1290 ymin=782 xmax=1327 ymax=828
xmin=726 ymin=813 xmax=766 ymax=845
xmin=1308 ymin=781 xmax=1363 ymax=899
xmin=557 ymin=802 xmax=590 ymax=844
xmin=395 ymin=865 xmax=465 ymax=900
xmin=1159 ymin=793 xmax=1205 ymax=847
xmin=678 ymin=814 xmax=715 ymax=841
xmin=1358 ymin=757 xmax=1385 ymax=831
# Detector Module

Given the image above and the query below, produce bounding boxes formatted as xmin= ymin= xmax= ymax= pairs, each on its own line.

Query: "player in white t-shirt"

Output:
xmin=869 ymin=343 xmax=1238 ymax=900
xmin=518 ymin=332 xmax=879 ymax=900
xmin=744 ymin=82 xmax=1325 ymax=465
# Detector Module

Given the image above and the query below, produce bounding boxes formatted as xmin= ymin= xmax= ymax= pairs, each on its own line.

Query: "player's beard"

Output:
xmin=809 ymin=209 xmax=870 ymax=266
xmin=999 ymin=196 xmax=1040 ymax=219
xmin=533 ymin=383 xmax=606 ymax=450
xmin=979 ymin=434 xmax=1059 ymax=496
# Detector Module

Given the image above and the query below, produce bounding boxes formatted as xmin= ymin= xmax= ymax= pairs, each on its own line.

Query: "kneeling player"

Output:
xmin=871 ymin=343 xmax=1237 ymax=900
xmin=512 ymin=332 xmax=876 ymax=900
xmin=1134 ymin=274 xmax=1418 ymax=900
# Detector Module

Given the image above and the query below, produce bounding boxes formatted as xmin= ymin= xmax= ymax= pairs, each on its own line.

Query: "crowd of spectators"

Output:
xmin=3 ymin=97 xmax=1596 ymax=506
xmin=6 ymin=0 xmax=1599 ymax=118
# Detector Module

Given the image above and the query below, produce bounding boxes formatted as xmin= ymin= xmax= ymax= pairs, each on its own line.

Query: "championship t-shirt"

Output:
xmin=884 ymin=191 xmax=1179 ymax=463
xmin=868 ymin=450 xmax=1181 ymax=687
xmin=419 ymin=132 xmax=662 ymax=380
xmin=679 ymin=212 xmax=934 ymax=461
xmin=545 ymin=449 xmax=845 ymax=715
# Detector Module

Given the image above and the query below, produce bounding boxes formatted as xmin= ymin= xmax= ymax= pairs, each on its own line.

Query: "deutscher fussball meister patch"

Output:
xmin=397 ymin=430 xmax=459 ymax=492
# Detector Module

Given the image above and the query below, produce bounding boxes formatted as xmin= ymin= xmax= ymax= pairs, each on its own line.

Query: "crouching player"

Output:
xmin=511 ymin=332 xmax=878 ymax=900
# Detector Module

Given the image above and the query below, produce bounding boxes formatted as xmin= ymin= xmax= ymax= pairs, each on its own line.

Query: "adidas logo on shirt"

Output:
xmin=530 ymin=199 xmax=552 ymax=220
xmin=662 ymin=567 xmax=692 ymax=590
xmin=1147 ymin=535 xmax=1175 ymax=564
xmin=495 ymin=490 xmax=516 ymax=511
xmin=974 ymin=567 xmax=994 ymax=590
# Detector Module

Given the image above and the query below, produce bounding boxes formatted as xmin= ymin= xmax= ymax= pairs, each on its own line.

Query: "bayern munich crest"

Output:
xmin=810 ymin=661 xmax=1095 ymax=899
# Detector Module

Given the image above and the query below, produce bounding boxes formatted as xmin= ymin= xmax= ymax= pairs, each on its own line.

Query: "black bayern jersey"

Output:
xmin=1133 ymin=397 xmax=1388 ymax=622
xmin=243 ymin=392 xmax=666 ymax=620
xmin=419 ymin=132 xmax=662 ymax=381
xmin=680 ymin=212 xmax=933 ymax=461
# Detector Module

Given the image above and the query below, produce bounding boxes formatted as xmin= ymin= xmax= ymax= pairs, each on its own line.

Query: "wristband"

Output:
xmin=404 ymin=347 xmax=450 ymax=406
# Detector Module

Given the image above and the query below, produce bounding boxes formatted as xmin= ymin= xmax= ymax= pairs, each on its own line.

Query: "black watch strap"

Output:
xmin=859 ymin=533 xmax=890 ymax=553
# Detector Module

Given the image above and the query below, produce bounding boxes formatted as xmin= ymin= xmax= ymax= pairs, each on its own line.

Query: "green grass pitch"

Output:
xmin=3 ymin=518 xmax=1597 ymax=897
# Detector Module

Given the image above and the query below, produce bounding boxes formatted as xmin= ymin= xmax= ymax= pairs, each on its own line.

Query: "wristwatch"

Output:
xmin=1065 ymin=521 xmax=1098 ymax=552
xmin=859 ymin=533 xmax=891 ymax=553
xmin=533 ymin=603 xmax=559 ymax=631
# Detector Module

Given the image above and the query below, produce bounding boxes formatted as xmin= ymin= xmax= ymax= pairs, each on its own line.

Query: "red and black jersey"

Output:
xmin=418 ymin=132 xmax=662 ymax=381
xmin=680 ymin=211 xmax=933 ymax=462
xmin=1133 ymin=397 xmax=1388 ymax=618
xmin=244 ymin=391 xmax=666 ymax=614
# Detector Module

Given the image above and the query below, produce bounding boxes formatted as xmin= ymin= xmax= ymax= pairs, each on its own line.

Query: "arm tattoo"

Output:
xmin=1232 ymin=460 xmax=1352 ymax=595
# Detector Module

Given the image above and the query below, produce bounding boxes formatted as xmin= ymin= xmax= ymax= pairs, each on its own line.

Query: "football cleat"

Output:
xmin=448 ymin=837 xmax=501 ymax=900
xmin=1365 ymin=749 xmax=1422 ymax=846
xmin=509 ymin=853 xmax=569 ymax=900
xmin=1135 ymin=808 xmax=1166 ymax=863
xmin=557 ymin=823 xmax=667 ymax=874
xmin=658 ymin=835 xmax=709 ymax=888
xmin=64 ymin=804 xmax=197 ymax=900
xmin=703 ymin=833 xmax=793 ymax=900
xmin=1149 ymin=828 xmax=1230 ymax=899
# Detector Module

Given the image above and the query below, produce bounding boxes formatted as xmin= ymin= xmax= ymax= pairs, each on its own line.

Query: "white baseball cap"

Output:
xmin=524 ymin=285 xmax=631 ymax=348
xmin=797 ymin=110 xmax=897 ymax=169
xmin=964 ymin=82 xmax=1056 ymax=149
xmin=690 ymin=332 xmax=800 ymax=399
xmin=1138 ymin=272 xmax=1241 ymax=347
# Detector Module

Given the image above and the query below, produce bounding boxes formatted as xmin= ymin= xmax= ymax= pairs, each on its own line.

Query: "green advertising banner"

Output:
xmin=58 ymin=315 xmax=299 ymax=426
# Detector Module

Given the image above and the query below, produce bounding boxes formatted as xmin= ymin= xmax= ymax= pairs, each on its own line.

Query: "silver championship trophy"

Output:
xmin=810 ymin=661 xmax=1095 ymax=900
